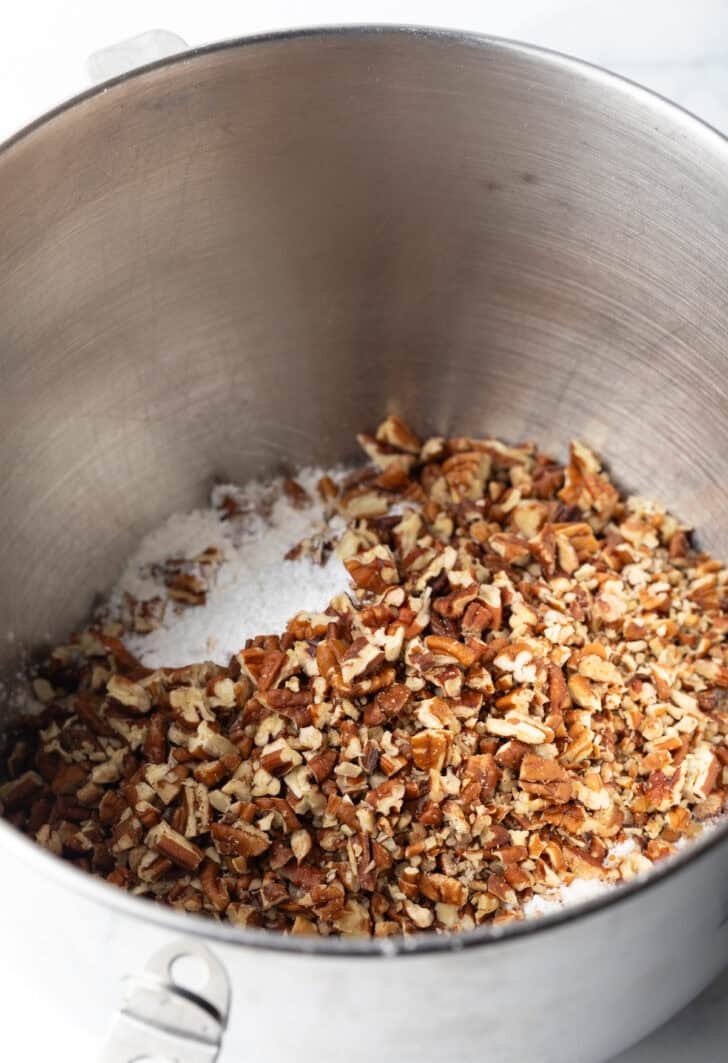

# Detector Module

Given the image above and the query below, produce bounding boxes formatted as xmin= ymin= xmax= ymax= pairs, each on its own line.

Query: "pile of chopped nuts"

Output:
xmin=1 ymin=417 xmax=726 ymax=937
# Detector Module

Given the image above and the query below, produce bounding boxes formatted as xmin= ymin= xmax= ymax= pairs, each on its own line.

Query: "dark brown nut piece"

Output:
xmin=308 ymin=749 xmax=338 ymax=783
xmin=332 ymin=666 xmax=396 ymax=698
xmin=461 ymin=600 xmax=493 ymax=637
xmin=433 ymin=584 xmax=479 ymax=619
xmin=0 ymin=770 xmax=44 ymax=811
xmin=462 ymin=754 xmax=499 ymax=800
xmin=75 ymin=690 xmax=115 ymax=736
xmin=548 ymin=665 xmax=570 ymax=713
xmin=442 ymin=451 xmax=490 ymax=501
xmin=345 ymin=545 xmax=399 ymax=594
xmin=147 ymin=821 xmax=204 ymax=871
xmin=558 ymin=442 xmax=619 ymax=524
xmin=340 ymin=638 xmax=386 ymax=686
xmin=283 ymin=478 xmax=311 ymax=508
xmin=364 ymin=683 xmax=411 ymax=727
xmin=419 ymin=872 xmax=467 ymax=907
xmin=143 ymin=712 xmax=168 ymax=764
xmin=166 ymin=572 xmax=207 ymax=605
xmin=317 ymin=474 xmax=339 ymax=503
xmin=259 ymin=737 xmax=303 ymax=777
xmin=190 ymin=721 xmax=239 ymax=760
xmin=256 ymin=796 xmax=302 ymax=833
xmin=645 ymin=767 xmax=685 ymax=812
xmin=110 ymin=814 xmax=143 ymax=855
xmin=200 ymin=859 xmax=230 ymax=912
xmin=98 ymin=790 xmax=128 ymax=826
xmin=193 ymin=754 xmax=241 ymax=787
xmin=51 ymin=763 xmax=88 ymax=796
xmin=495 ymin=740 xmax=529 ymax=771
xmin=211 ymin=821 xmax=271 ymax=858
xmin=324 ymin=793 xmax=358 ymax=831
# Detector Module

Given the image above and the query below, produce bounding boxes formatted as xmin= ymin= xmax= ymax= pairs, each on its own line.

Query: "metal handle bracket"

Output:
xmin=87 ymin=29 xmax=189 ymax=84
xmin=101 ymin=939 xmax=231 ymax=1063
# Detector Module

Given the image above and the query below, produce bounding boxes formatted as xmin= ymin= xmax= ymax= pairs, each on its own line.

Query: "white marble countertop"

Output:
xmin=1 ymin=2 xmax=726 ymax=1060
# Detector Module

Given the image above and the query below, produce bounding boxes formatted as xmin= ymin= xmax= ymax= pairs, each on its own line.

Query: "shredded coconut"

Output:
xmin=110 ymin=467 xmax=350 ymax=668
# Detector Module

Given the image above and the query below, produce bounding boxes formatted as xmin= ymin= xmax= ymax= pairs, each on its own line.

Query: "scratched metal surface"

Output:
xmin=1 ymin=30 xmax=727 ymax=681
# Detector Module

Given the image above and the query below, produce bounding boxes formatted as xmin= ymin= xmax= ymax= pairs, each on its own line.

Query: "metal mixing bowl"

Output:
xmin=0 ymin=26 xmax=726 ymax=1063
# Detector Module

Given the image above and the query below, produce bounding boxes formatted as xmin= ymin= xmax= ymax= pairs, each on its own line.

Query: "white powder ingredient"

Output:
xmin=110 ymin=467 xmax=350 ymax=669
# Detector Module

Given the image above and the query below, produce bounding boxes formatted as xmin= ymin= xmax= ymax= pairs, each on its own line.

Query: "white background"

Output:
xmin=2 ymin=2 xmax=727 ymax=1061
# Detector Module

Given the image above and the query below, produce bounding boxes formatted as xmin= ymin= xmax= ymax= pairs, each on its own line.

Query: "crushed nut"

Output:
xmin=2 ymin=416 xmax=725 ymax=937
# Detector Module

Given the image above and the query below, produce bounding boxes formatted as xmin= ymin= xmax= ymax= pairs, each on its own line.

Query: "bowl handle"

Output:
xmin=99 ymin=937 xmax=231 ymax=1063
xmin=87 ymin=29 xmax=189 ymax=85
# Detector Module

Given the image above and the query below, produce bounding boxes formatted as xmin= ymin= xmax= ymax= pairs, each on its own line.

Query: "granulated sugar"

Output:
xmin=110 ymin=467 xmax=350 ymax=669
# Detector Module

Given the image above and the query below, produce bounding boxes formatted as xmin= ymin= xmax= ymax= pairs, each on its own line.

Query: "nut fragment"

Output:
xmin=107 ymin=674 xmax=151 ymax=714
xmin=520 ymin=753 xmax=572 ymax=804
xmin=2 ymin=415 xmax=726 ymax=939
xmin=147 ymin=821 xmax=203 ymax=871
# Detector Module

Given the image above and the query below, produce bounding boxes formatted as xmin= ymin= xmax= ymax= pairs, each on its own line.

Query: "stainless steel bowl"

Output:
xmin=0 ymin=26 xmax=726 ymax=1063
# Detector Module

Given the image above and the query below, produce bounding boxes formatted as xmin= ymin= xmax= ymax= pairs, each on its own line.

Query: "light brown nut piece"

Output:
xmin=424 ymin=635 xmax=478 ymax=669
xmin=375 ymin=415 xmax=422 ymax=454
xmin=107 ymin=675 xmax=151 ymax=714
xmin=489 ymin=533 xmax=531 ymax=567
xmin=486 ymin=713 xmax=554 ymax=745
xmin=567 ymin=675 xmax=602 ymax=713
xmin=365 ymin=780 xmax=405 ymax=816
xmin=520 ymin=753 xmax=572 ymax=804
xmin=411 ymin=729 xmax=450 ymax=772
xmin=419 ymin=873 xmax=467 ymax=907
xmin=182 ymin=780 xmax=211 ymax=838
xmin=645 ymin=766 xmax=685 ymax=812
xmin=442 ymin=451 xmax=490 ymax=501
xmin=190 ymin=721 xmax=239 ymax=760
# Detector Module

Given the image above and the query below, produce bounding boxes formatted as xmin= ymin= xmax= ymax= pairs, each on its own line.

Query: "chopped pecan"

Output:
xmin=211 ymin=821 xmax=271 ymax=858
xmin=147 ymin=821 xmax=203 ymax=871
xmin=520 ymin=753 xmax=572 ymax=804
xmin=411 ymin=730 xmax=450 ymax=772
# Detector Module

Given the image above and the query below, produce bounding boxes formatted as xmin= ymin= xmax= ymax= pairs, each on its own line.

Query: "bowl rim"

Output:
xmin=1 ymin=23 xmax=727 ymax=958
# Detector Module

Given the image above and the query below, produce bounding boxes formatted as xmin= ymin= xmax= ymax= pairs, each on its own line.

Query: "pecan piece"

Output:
xmin=411 ymin=729 xmax=450 ymax=772
xmin=211 ymin=821 xmax=271 ymax=858
xmin=147 ymin=821 xmax=203 ymax=871
xmin=520 ymin=753 xmax=572 ymax=804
